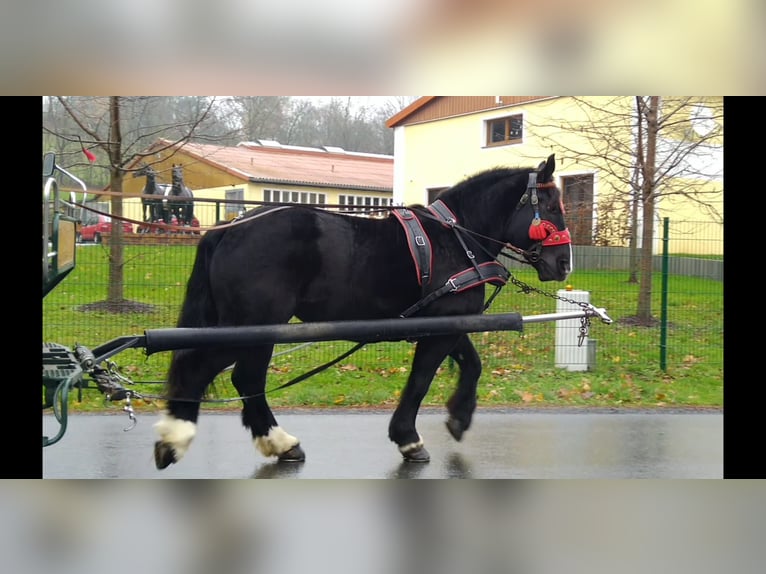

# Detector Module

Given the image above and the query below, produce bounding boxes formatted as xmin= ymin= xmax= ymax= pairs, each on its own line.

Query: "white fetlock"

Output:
xmin=254 ymin=426 xmax=299 ymax=458
xmin=154 ymin=412 xmax=197 ymax=461
xmin=398 ymin=433 xmax=424 ymax=454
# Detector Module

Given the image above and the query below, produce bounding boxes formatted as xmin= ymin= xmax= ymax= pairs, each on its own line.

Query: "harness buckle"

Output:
xmin=447 ymin=278 xmax=459 ymax=292
xmin=415 ymin=236 xmax=426 ymax=246
xmin=466 ymin=250 xmax=475 ymax=259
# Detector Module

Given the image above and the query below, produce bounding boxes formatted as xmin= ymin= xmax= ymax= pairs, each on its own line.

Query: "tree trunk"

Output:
xmin=628 ymin=97 xmax=642 ymax=284
xmin=107 ymin=97 xmax=126 ymax=305
xmin=636 ymin=97 xmax=660 ymax=322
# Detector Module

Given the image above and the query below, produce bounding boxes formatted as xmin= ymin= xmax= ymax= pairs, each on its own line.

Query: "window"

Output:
xmin=338 ymin=194 xmax=391 ymax=216
xmin=561 ymin=174 xmax=594 ymax=246
xmin=225 ymin=188 xmax=244 ymax=219
xmin=427 ymin=187 xmax=448 ymax=205
xmin=264 ymin=188 xmax=326 ymax=206
xmin=486 ymin=114 xmax=523 ymax=147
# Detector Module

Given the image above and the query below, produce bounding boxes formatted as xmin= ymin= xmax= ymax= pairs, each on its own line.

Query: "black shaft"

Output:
xmin=143 ymin=313 xmax=523 ymax=355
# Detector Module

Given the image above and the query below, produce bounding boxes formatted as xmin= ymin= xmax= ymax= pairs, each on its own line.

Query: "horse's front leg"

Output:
xmin=389 ymin=335 xmax=460 ymax=462
xmin=232 ymin=349 xmax=305 ymax=463
xmin=444 ymin=334 xmax=482 ymax=442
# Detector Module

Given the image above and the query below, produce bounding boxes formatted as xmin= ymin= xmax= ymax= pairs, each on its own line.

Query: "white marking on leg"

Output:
xmin=398 ymin=433 xmax=424 ymax=454
xmin=154 ymin=412 xmax=196 ymax=461
xmin=254 ymin=426 xmax=299 ymax=458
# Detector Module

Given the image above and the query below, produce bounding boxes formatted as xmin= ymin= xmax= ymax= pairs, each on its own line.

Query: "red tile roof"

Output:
xmin=159 ymin=139 xmax=393 ymax=192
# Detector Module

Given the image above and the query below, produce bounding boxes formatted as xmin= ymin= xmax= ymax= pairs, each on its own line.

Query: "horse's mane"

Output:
xmin=436 ymin=165 xmax=530 ymax=208
xmin=451 ymin=166 xmax=528 ymax=191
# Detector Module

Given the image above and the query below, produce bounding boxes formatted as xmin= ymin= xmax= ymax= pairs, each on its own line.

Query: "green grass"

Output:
xmin=43 ymin=244 xmax=723 ymax=413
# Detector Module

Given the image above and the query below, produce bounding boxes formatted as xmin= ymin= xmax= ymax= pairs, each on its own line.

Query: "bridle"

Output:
xmin=502 ymin=172 xmax=571 ymax=264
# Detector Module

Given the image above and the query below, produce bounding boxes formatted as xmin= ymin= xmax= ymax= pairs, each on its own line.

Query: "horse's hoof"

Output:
xmin=278 ymin=444 xmax=306 ymax=462
xmin=446 ymin=417 xmax=465 ymax=442
xmin=402 ymin=446 xmax=430 ymax=463
xmin=154 ymin=441 xmax=177 ymax=470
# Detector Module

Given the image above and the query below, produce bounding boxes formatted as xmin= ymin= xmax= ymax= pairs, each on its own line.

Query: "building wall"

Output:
xmin=392 ymin=97 xmax=601 ymax=204
xmin=392 ymin=96 xmax=723 ymax=255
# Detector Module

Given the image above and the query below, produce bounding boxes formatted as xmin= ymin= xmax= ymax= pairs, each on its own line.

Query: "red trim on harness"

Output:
xmin=427 ymin=200 xmax=458 ymax=228
xmin=541 ymin=225 xmax=571 ymax=246
xmin=392 ymin=208 xmax=433 ymax=286
xmin=447 ymin=262 xmax=509 ymax=293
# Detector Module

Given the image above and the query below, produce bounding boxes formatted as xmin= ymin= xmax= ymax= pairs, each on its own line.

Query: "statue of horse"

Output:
xmin=169 ymin=164 xmax=195 ymax=227
xmin=153 ymin=155 xmax=572 ymax=469
xmin=133 ymin=165 xmax=170 ymax=230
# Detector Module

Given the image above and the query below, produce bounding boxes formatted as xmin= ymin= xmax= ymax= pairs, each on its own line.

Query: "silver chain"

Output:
xmin=508 ymin=274 xmax=592 ymax=347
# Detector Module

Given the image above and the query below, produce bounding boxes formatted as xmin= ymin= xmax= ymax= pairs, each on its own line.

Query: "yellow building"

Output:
xmin=387 ymin=96 xmax=723 ymax=255
xmin=118 ymin=139 xmax=394 ymax=228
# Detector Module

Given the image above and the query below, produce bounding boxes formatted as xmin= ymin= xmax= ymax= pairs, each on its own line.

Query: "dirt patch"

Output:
xmin=77 ymin=300 xmax=157 ymax=314
xmin=618 ymin=315 xmax=663 ymax=328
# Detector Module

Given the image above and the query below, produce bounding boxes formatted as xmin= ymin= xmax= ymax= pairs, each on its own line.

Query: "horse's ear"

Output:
xmin=538 ymin=154 xmax=555 ymax=181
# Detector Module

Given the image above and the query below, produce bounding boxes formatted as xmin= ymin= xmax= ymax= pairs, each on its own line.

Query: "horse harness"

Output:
xmin=392 ymin=172 xmax=569 ymax=318
xmin=392 ymin=200 xmax=509 ymax=318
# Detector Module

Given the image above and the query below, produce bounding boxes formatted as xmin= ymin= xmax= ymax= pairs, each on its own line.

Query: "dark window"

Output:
xmin=225 ymin=188 xmax=244 ymax=219
xmin=486 ymin=114 xmax=523 ymax=146
xmin=427 ymin=187 xmax=448 ymax=205
xmin=561 ymin=174 xmax=594 ymax=246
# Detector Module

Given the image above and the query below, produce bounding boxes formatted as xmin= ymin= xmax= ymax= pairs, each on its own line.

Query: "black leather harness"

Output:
xmin=392 ymin=199 xmax=509 ymax=317
xmin=392 ymin=207 xmax=433 ymax=287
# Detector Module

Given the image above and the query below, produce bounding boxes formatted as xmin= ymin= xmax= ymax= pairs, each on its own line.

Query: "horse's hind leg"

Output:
xmin=444 ymin=334 xmax=482 ymax=442
xmin=231 ymin=347 xmax=305 ymax=462
xmin=154 ymin=348 xmax=236 ymax=469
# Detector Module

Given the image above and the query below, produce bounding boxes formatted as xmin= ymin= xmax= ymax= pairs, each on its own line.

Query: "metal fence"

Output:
xmin=42 ymin=208 xmax=723 ymax=391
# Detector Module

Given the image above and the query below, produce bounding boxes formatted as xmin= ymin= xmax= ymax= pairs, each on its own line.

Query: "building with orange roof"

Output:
xmin=117 ymin=139 xmax=394 ymax=228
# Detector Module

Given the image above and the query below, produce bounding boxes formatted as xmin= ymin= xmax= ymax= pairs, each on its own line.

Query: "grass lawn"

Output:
xmin=43 ymin=244 xmax=723 ymax=413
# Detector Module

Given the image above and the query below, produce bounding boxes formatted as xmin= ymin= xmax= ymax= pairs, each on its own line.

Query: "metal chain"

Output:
xmin=508 ymin=272 xmax=593 ymax=347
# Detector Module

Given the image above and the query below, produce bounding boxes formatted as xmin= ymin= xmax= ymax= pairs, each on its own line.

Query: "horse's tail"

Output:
xmin=176 ymin=230 xmax=225 ymax=328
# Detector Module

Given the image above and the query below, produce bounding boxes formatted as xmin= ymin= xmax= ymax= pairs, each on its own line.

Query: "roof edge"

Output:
xmin=385 ymin=96 xmax=437 ymax=128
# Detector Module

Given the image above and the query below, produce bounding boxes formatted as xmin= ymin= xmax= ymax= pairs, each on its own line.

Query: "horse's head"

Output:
xmin=171 ymin=164 xmax=183 ymax=184
xmin=133 ymin=164 xmax=155 ymax=179
xmin=506 ymin=155 xmax=572 ymax=281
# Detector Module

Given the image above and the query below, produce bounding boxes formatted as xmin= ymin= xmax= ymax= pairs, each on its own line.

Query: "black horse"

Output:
xmin=133 ymin=164 xmax=170 ymax=228
xmin=154 ymin=155 xmax=572 ymax=469
xmin=168 ymin=164 xmax=195 ymax=226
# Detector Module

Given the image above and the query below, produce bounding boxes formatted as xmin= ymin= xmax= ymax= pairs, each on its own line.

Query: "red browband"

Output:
xmin=529 ymin=219 xmax=571 ymax=246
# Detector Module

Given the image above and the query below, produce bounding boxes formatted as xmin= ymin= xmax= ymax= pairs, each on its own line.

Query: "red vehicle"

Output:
xmin=77 ymin=214 xmax=134 ymax=243
xmin=137 ymin=214 xmax=201 ymax=235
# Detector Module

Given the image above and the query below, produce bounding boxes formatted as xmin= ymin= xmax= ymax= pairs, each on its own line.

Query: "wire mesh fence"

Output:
xmin=42 ymin=214 xmax=723 ymax=400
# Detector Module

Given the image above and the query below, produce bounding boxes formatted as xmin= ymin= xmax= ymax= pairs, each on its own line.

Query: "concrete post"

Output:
xmin=555 ymin=289 xmax=591 ymax=371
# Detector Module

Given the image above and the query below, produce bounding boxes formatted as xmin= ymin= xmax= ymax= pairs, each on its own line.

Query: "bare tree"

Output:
xmin=528 ymin=96 xmax=723 ymax=324
xmin=220 ymin=96 xmax=416 ymax=154
xmin=44 ymin=96 xmax=220 ymax=312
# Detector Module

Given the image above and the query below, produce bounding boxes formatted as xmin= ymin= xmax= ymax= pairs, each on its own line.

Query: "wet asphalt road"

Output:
xmin=43 ymin=408 xmax=722 ymax=478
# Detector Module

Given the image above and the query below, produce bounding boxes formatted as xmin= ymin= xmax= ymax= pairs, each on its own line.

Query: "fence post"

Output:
xmin=660 ymin=217 xmax=669 ymax=371
xmin=555 ymin=288 xmax=593 ymax=371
